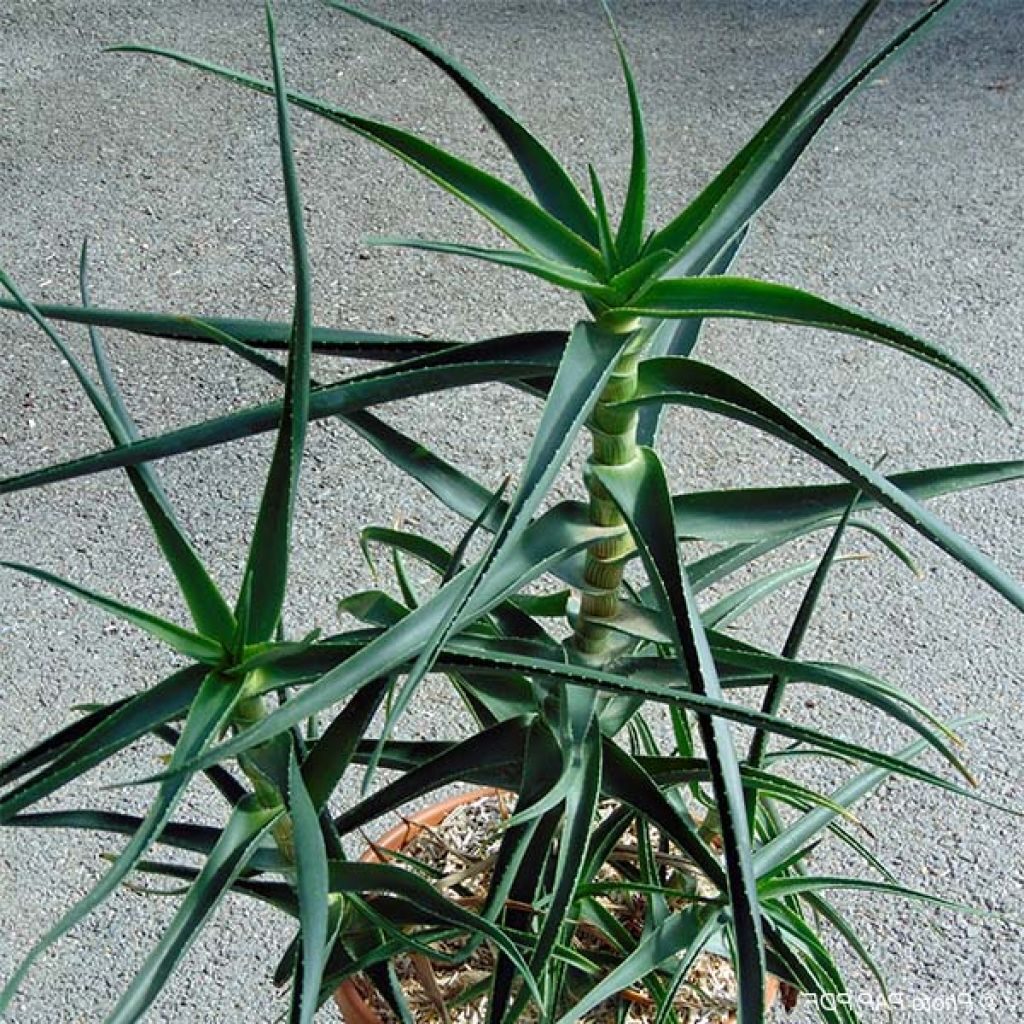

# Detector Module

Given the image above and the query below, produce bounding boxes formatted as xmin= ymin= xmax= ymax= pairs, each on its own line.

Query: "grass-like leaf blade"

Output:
xmin=0 ymin=265 xmax=236 ymax=643
xmin=0 ymin=331 xmax=564 ymax=496
xmin=0 ymin=671 xmax=243 ymax=1012
xmin=674 ymin=460 xmax=1024 ymax=543
xmin=287 ymin=750 xmax=331 ymax=1024
xmin=109 ymin=44 xmax=604 ymax=274
xmin=324 ymin=1 xmax=598 ymax=243
xmin=595 ymin=449 xmax=765 ymax=1023
xmin=621 ymin=276 xmax=1003 ymax=415
xmin=368 ymin=236 xmax=614 ymax=297
xmin=0 ymin=294 xmax=451 ymax=359
xmin=619 ymin=358 xmax=1024 ymax=611
xmin=105 ymin=794 xmax=283 ymax=1024
xmin=235 ymin=6 xmax=314 ymax=643
xmin=1 ymin=562 xmax=222 ymax=663
xmin=649 ymin=1 xmax=963 ymax=276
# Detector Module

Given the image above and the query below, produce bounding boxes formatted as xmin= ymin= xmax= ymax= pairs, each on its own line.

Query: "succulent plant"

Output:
xmin=1 ymin=1 xmax=1020 ymax=1022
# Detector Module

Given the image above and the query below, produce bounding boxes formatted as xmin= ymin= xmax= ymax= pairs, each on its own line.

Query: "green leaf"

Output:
xmin=333 ymin=718 xmax=530 ymax=837
xmin=150 ymin=722 xmax=249 ymax=806
xmin=764 ymin=905 xmax=857 ymax=1024
xmin=323 ymin=1 xmax=598 ymax=242
xmin=0 ymin=700 xmax=128 ymax=789
xmin=648 ymin=0 xmax=962 ymax=276
xmin=360 ymin=482 xmax=511 ymax=793
xmin=300 ymin=678 xmax=389 ymax=810
xmin=438 ymin=639 xmax=994 ymax=806
xmin=0 ymin=330 xmax=563 ymax=496
xmin=0 ymin=671 xmax=243 ymax=1012
xmin=753 ymin=720 xmax=979 ymax=879
xmin=8 ymin=809 xmax=285 ymax=873
xmin=338 ymin=590 xmax=409 ymax=628
xmin=652 ymin=915 xmax=727 ymax=1024
xmin=763 ymin=876 xmax=994 ymax=921
xmin=155 ymin=504 xmax=619 ymax=777
xmin=105 ymin=794 xmax=283 ymax=1024
xmin=526 ymin=723 xmax=603 ymax=989
xmin=602 ymin=1 xmax=647 ymax=263
xmin=287 ymin=749 xmax=331 ymax=1024
xmin=594 ymin=449 xmax=765 ymax=1024
xmin=634 ymin=758 xmax=864 ymax=825
xmin=588 ymin=164 xmax=619 ymax=271
xmin=799 ymin=893 xmax=892 ymax=1021
xmin=234 ymin=8 xmax=313 ymax=644
xmin=601 ymin=742 xmax=723 ymax=889
xmin=324 ymin=861 xmax=541 ymax=1006
xmin=1 ymin=562 xmax=222 ymax=663
xmin=674 ymin=460 xmax=1024 ymax=543
xmin=555 ymin=907 xmax=721 ymax=1024
xmin=355 ymin=321 xmax=632 ymax=801
xmin=702 ymin=554 xmax=863 ymax=629
xmin=485 ymin=726 xmax=565 ymax=1019
xmin=359 ymin=526 xmax=455 ymax=579
xmin=442 ymin=319 xmax=632 ymax=649
xmin=110 ymin=43 xmax=603 ymax=274
xmin=0 ymin=262 xmax=236 ymax=643
xmin=0 ymin=667 xmax=205 ymax=821
xmin=620 ymin=276 xmax=1003 ymax=415
xmin=636 ymin=227 xmax=748 ymax=447
xmin=0 ymin=294 xmax=449 ymax=359
xmin=687 ymin=519 xmax=917 ymax=596
xmin=706 ymin=635 xmax=967 ymax=779
xmin=348 ymin=412 xmax=508 ymax=530
xmin=368 ymin=236 xmax=614 ymax=298
xmin=619 ymin=358 xmax=1024 ymax=611
xmin=748 ymin=491 xmax=861 ymax=775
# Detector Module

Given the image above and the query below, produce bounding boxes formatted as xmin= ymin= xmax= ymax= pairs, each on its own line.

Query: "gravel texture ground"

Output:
xmin=1 ymin=2 xmax=1021 ymax=1022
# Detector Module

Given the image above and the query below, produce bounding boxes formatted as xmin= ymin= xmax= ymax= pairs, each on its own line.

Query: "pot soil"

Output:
xmin=335 ymin=789 xmax=778 ymax=1023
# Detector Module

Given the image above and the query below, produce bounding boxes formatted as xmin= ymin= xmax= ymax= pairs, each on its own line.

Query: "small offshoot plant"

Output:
xmin=1 ymin=2 xmax=1021 ymax=1022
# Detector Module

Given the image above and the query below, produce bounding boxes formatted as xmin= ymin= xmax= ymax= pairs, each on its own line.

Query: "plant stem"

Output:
xmin=570 ymin=317 xmax=645 ymax=661
xmin=233 ymin=688 xmax=297 ymax=862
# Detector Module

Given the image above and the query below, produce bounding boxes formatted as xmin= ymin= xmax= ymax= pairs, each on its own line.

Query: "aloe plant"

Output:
xmin=1 ymin=1 xmax=1020 ymax=1022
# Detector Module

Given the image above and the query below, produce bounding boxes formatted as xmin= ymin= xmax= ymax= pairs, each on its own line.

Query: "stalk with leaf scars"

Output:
xmin=1 ymin=2 xmax=1022 ymax=1024
xmin=571 ymin=317 xmax=645 ymax=659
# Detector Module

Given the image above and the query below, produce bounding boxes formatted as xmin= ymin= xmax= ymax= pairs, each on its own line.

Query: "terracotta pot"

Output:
xmin=333 ymin=788 xmax=779 ymax=1023
xmin=334 ymin=787 xmax=502 ymax=1023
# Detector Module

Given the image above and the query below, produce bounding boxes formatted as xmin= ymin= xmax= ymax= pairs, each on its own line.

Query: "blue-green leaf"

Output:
xmin=594 ymin=449 xmax=764 ymax=1023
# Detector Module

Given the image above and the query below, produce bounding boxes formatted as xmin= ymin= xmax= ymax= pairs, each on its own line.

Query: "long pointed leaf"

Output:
xmin=619 ymin=358 xmax=1023 ymax=611
xmin=1 ymin=562 xmax=222 ymax=663
xmin=636 ymin=227 xmax=748 ymax=447
xmin=0 ymin=330 xmax=564 ymax=495
xmin=621 ymin=276 xmax=1002 ymax=415
xmin=649 ymin=0 xmax=962 ymax=276
xmin=0 ymin=265 xmax=236 ymax=642
xmin=0 ymin=295 xmax=450 ymax=359
xmin=105 ymin=795 xmax=282 ymax=1023
xmin=324 ymin=1 xmax=598 ymax=242
xmin=287 ymin=750 xmax=331 ymax=1024
xmin=154 ymin=504 xmax=619 ymax=776
xmin=0 ymin=666 xmax=205 ymax=821
xmin=595 ymin=449 xmax=765 ymax=1023
xmin=0 ymin=671 xmax=243 ymax=1012
xmin=110 ymin=44 xmax=604 ymax=274
xmin=753 ymin=720 xmax=978 ymax=878
xmin=436 ymin=640 xmax=994 ymax=807
xmin=235 ymin=8 xmax=313 ymax=643
xmin=674 ymin=460 xmax=1024 ymax=543
xmin=748 ymin=492 xmax=860 ymax=773
xmin=369 ymin=236 xmax=613 ymax=297
xmin=602 ymin=1 xmax=646 ymax=263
